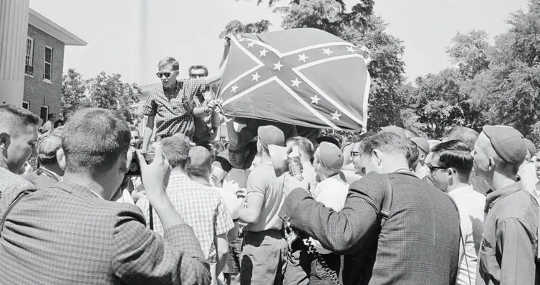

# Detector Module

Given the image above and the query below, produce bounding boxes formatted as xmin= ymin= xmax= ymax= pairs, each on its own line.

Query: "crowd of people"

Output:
xmin=0 ymin=56 xmax=538 ymax=285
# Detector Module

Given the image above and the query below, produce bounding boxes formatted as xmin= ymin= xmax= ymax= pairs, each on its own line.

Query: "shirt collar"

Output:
xmin=55 ymin=179 xmax=105 ymax=200
xmin=485 ymin=182 xmax=522 ymax=212
xmin=37 ymin=167 xmax=62 ymax=182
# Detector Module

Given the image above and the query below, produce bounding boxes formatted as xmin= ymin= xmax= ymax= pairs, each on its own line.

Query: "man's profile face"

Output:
xmin=6 ymin=124 xmax=37 ymax=173
xmin=472 ymin=133 xmax=492 ymax=179
xmin=108 ymin=150 xmax=129 ymax=201
xmin=190 ymin=68 xmax=207 ymax=78
xmin=157 ymin=64 xmax=179 ymax=89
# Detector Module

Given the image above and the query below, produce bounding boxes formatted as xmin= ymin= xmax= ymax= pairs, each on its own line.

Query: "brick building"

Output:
xmin=22 ymin=8 xmax=86 ymax=121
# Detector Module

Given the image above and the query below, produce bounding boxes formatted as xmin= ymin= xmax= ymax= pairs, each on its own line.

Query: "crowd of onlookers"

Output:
xmin=0 ymin=54 xmax=538 ymax=285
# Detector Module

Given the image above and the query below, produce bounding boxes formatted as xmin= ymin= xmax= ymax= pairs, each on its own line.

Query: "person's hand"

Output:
xmin=137 ymin=144 xmax=170 ymax=203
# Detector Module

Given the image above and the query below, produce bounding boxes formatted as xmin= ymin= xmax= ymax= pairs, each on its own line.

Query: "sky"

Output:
xmin=29 ymin=0 xmax=530 ymax=85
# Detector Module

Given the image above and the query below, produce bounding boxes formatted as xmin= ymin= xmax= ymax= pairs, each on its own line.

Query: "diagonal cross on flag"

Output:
xmin=219 ymin=28 xmax=371 ymax=131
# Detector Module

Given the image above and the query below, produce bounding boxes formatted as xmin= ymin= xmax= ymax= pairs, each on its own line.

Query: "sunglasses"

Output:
xmin=156 ymin=72 xmax=173 ymax=79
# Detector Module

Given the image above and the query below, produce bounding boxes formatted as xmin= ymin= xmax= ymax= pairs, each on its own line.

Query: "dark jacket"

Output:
xmin=477 ymin=182 xmax=539 ymax=285
xmin=283 ymin=172 xmax=460 ymax=285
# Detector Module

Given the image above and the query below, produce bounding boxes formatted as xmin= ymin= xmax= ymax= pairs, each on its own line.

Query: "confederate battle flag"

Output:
xmin=218 ymin=28 xmax=370 ymax=131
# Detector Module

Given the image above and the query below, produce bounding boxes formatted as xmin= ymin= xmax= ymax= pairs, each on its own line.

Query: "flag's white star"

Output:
xmin=332 ymin=111 xmax=342 ymax=121
xmin=298 ymin=53 xmax=308 ymax=62
xmin=291 ymin=78 xmax=301 ymax=87
xmin=273 ymin=61 xmax=283 ymax=71
xmin=322 ymin=48 xmax=333 ymax=56
xmin=231 ymin=85 xmax=239 ymax=92
xmin=311 ymin=95 xmax=320 ymax=105
xmin=251 ymin=72 xmax=260 ymax=81
xmin=247 ymin=41 xmax=255 ymax=48
xmin=259 ymin=49 xmax=268 ymax=57
xmin=346 ymin=46 xmax=356 ymax=53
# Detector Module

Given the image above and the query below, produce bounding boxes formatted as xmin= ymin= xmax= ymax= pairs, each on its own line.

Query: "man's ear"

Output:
xmin=488 ymin=157 xmax=495 ymax=171
xmin=372 ymin=149 xmax=383 ymax=167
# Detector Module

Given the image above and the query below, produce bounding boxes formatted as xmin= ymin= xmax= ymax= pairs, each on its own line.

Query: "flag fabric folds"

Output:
xmin=218 ymin=28 xmax=370 ymax=131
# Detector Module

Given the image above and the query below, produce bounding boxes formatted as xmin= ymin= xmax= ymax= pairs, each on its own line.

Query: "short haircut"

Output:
xmin=444 ymin=126 xmax=479 ymax=150
xmin=214 ymin=156 xmax=232 ymax=172
xmin=287 ymin=136 xmax=315 ymax=161
xmin=160 ymin=135 xmax=190 ymax=169
xmin=0 ymin=105 xmax=40 ymax=135
xmin=62 ymin=108 xmax=130 ymax=173
xmin=359 ymin=132 xmax=410 ymax=157
xmin=189 ymin=65 xmax=209 ymax=77
xmin=431 ymin=140 xmax=473 ymax=176
xmin=158 ymin=57 xmax=179 ymax=71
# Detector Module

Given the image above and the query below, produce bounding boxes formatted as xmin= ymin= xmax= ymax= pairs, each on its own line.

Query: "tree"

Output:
xmin=86 ymin=72 xmax=141 ymax=112
xmin=61 ymin=68 xmax=86 ymax=111
xmin=219 ymin=19 xmax=271 ymax=38
xmin=447 ymin=30 xmax=490 ymax=79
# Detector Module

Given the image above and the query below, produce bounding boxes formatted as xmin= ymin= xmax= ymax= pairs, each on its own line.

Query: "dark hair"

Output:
xmin=62 ymin=108 xmax=131 ymax=173
xmin=431 ymin=140 xmax=473 ymax=177
xmin=359 ymin=132 xmax=409 ymax=156
xmin=214 ymin=156 xmax=232 ymax=172
xmin=189 ymin=65 xmax=209 ymax=77
xmin=444 ymin=126 xmax=479 ymax=150
xmin=158 ymin=57 xmax=180 ymax=71
xmin=161 ymin=135 xmax=190 ymax=169
xmin=0 ymin=105 xmax=40 ymax=134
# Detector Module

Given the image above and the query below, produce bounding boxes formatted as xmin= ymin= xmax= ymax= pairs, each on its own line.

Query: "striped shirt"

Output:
xmin=142 ymin=78 xmax=208 ymax=139
xmin=137 ymin=169 xmax=234 ymax=260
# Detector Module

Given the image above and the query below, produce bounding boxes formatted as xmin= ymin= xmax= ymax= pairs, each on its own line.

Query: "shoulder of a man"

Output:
xmin=0 ymin=168 xmax=34 ymax=200
xmin=493 ymin=190 xmax=538 ymax=229
xmin=349 ymin=172 xmax=390 ymax=212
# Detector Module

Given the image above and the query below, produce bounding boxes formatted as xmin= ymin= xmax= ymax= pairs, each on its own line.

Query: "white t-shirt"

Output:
xmin=448 ymin=185 xmax=486 ymax=285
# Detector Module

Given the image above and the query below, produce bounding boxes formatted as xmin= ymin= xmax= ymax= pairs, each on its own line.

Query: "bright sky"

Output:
xmin=29 ymin=0 xmax=529 ymax=85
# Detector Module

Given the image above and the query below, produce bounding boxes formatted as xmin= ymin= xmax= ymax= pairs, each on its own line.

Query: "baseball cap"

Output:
xmin=482 ymin=125 xmax=527 ymax=165
xmin=317 ymin=142 xmax=344 ymax=171
xmin=523 ymin=138 xmax=536 ymax=156
xmin=411 ymin=137 xmax=430 ymax=154
xmin=258 ymin=125 xmax=285 ymax=147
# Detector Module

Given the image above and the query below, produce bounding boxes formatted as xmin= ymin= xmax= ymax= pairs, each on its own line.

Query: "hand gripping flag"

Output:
xmin=218 ymin=28 xmax=370 ymax=131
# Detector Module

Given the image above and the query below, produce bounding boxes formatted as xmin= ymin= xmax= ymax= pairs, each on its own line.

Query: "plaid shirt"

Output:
xmin=138 ymin=169 xmax=234 ymax=260
xmin=142 ymin=78 xmax=208 ymax=139
xmin=0 ymin=165 xmax=34 ymax=200
xmin=0 ymin=180 xmax=210 ymax=285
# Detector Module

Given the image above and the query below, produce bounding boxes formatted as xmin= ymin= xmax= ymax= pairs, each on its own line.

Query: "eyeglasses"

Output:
xmin=427 ymin=164 xmax=447 ymax=173
xmin=156 ymin=72 xmax=172 ymax=79
xmin=350 ymin=151 xmax=361 ymax=157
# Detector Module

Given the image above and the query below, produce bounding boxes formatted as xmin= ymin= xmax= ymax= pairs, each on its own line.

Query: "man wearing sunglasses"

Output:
xmin=141 ymin=53 xmax=227 ymax=153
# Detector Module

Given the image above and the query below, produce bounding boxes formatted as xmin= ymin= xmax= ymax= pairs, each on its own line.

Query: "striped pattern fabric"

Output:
xmin=138 ymin=170 xmax=234 ymax=260
xmin=142 ymin=78 xmax=208 ymax=139
xmin=0 ymin=181 xmax=211 ymax=285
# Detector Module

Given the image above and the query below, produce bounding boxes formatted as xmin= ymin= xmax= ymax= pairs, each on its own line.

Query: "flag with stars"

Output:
xmin=218 ymin=28 xmax=371 ymax=131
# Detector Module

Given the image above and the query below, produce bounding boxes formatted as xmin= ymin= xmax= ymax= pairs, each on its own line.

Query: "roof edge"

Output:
xmin=28 ymin=8 xmax=87 ymax=46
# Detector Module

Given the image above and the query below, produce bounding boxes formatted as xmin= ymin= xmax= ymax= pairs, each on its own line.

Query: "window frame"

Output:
xmin=40 ymin=105 xmax=49 ymax=123
xmin=22 ymin=101 xmax=30 ymax=110
xmin=25 ymin=37 xmax=34 ymax=76
xmin=43 ymin=46 xmax=53 ymax=82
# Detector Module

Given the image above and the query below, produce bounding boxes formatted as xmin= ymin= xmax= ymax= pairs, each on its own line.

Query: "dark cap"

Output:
xmin=317 ymin=142 xmax=344 ymax=171
xmin=258 ymin=125 xmax=285 ymax=147
xmin=411 ymin=137 xmax=430 ymax=154
xmin=482 ymin=125 xmax=527 ymax=165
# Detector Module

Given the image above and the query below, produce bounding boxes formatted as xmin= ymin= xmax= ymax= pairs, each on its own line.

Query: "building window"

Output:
xmin=25 ymin=37 xmax=34 ymax=76
xmin=43 ymin=47 xmax=53 ymax=81
xmin=22 ymin=101 xmax=30 ymax=110
xmin=40 ymin=106 xmax=49 ymax=123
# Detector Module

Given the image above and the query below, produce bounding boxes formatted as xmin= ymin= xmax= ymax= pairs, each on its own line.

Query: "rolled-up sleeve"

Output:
xmin=112 ymin=210 xmax=211 ymax=285
xmin=497 ymin=218 xmax=536 ymax=285
xmin=284 ymin=181 xmax=379 ymax=253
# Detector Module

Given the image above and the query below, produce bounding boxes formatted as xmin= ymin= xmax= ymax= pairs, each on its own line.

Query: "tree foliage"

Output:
xmin=61 ymin=68 xmax=87 ymax=110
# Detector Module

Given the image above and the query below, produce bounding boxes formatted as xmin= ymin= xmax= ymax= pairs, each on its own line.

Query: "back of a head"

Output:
xmin=0 ymin=105 xmax=40 ymax=135
xmin=161 ymin=134 xmax=191 ymax=169
xmin=432 ymin=140 xmax=474 ymax=177
xmin=186 ymin=146 xmax=214 ymax=178
xmin=37 ymin=128 xmax=63 ymax=165
xmin=287 ymin=136 xmax=314 ymax=162
xmin=480 ymin=125 xmax=527 ymax=175
xmin=62 ymin=108 xmax=130 ymax=173
xmin=360 ymin=132 xmax=409 ymax=157
xmin=445 ymin=126 xmax=479 ymax=150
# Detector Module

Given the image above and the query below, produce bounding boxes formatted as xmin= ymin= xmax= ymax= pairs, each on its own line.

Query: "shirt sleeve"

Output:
xmin=185 ymin=78 xmax=208 ymax=100
xmin=215 ymin=199 xmax=235 ymax=236
xmin=135 ymin=197 xmax=150 ymax=229
xmin=112 ymin=208 xmax=211 ymax=285
xmin=496 ymin=218 xmax=536 ymax=285
xmin=246 ymin=167 xmax=268 ymax=197
xmin=283 ymin=174 xmax=382 ymax=253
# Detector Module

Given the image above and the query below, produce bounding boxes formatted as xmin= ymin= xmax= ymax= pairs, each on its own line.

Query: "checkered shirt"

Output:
xmin=0 ymin=180 xmax=210 ymax=285
xmin=0 ymin=166 xmax=34 ymax=200
xmin=138 ymin=169 xmax=234 ymax=260
xmin=142 ymin=78 xmax=208 ymax=139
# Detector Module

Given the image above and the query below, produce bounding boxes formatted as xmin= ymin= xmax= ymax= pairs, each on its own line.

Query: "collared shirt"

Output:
xmin=477 ymin=182 xmax=539 ymax=285
xmin=137 ymin=169 xmax=234 ymax=260
xmin=24 ymin=167 xmax=62 ymax=190
xmin=142 ymin=79 xmax=208 ymax=139
xmin=0 ymin=165 xmax=34 ymax=200
xmin=447 ymin=184 xmax=485 ymax=285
